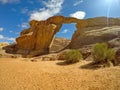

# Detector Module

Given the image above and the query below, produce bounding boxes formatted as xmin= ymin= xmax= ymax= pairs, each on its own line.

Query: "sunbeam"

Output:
xmin=106 ymin=0 xmax=120 ymax=26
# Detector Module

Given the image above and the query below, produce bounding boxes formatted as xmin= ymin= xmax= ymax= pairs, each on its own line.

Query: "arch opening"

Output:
xmin=50 ymin=23 xmax=76 ymax=52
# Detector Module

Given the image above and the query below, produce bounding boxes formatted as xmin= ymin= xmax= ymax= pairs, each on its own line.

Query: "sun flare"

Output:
xmin=105 ymin=0 xmax=113 ymax=3
xmin=105 ymin=0 xmax=120 ymax=5
xmin=106 ymin=0 xmax=113 ymax=3
xmin=105 ymin=0 xmax=120 ymax=26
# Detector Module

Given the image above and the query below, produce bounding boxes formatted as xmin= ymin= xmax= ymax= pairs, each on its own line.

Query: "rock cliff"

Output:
xmin=70 ymin=17 xmax=120 ymax=49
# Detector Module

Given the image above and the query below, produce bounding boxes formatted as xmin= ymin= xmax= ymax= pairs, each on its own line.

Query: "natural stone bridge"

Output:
xmin=14 ymin=16 xmax=88 ymax=57
xmin=4 ymin=16 xmax=120 ymax=57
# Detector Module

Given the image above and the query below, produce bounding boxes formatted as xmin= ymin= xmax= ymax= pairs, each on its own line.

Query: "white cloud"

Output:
xmin=74 ymin=0 xmax=83 ymax=6
xmin=0 ymin=0 xmax=20 ymax=4
xmin=0 ymin=27 xmax=4 ymax=31
xmin=62 ymin=29 xmax=68 ymax=34
xmin=0 ymin=34 xmax=15 ymax=41
xmin=70 ymin=11 xmax=86 ymax=19
xmin=18 ymin=22 xmax=29 ymax=29
xmin=30 ymin=0 xmax=64 ymax=21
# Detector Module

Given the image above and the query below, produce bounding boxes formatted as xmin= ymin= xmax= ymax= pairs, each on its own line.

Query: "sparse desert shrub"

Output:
xmin=106 ymin=49 xmax=115 ymax=61
xmin=92 ymin=43 xmax=115 ymax=66
xmin=92 ymin=43 xmax=108 ymax=62
xmin=64 ymin=50 xmax=83 ymax=64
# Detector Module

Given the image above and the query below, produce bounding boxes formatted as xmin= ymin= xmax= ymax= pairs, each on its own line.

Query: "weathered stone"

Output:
xmin=108 ymin=38 xmax=120 ymax=48
xmin=16 ymin=21 xmax=57 ymax=56
xmin=79 ymin=46 xmax=92 ymax=60
xmin=115 ymin=49 xmax=120 ymax=65
xmin=13 ymin=16 xmax=88 ymax=57
xmin=70 ymin=26 xmax=120 ymax=49
xmin=50 ymin=37 xmax=70 ymax=52
xmin=4 ymin=16 xmax=120 ymax=57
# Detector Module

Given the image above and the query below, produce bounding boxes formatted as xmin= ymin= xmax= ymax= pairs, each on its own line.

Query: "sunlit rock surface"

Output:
xmin=70 ymin=17 xmax=120 ymax=49
xmin=14 ymin=16 xmax=87 ymax=57
xmin=4 ymin=16 xmax=120 ymax=57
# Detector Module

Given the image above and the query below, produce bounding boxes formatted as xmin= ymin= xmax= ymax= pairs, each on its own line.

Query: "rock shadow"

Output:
xmin=80 ymin=62 xmax=103 ymax=70
xmin=2 ymin=43 xmax=17 ymax=54
xmin=56 ymin=61 xmax=76 ymax=66
xmin=56 ymin=61 xmax=68 ymax=66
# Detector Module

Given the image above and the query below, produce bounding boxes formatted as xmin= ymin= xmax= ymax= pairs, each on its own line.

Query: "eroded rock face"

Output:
xmin=5 ymin=16 xmax=120 ymax=57
xmin=50 ymin=37 xmax=70 ymax=52
xmin=70 ymin=17 xmax=120 ymax=49
xmin=14 ymin=16 xmax=87 ymax=57
xmin=16 ymin=20 xmax=57 ymax=56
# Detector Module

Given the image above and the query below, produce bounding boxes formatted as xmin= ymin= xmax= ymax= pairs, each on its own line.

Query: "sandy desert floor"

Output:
xmin=0 ymin=58 xmax=120 ymax=90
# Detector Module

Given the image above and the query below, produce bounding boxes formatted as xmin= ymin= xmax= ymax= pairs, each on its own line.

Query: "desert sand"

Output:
xmin=0 ymin=58 xmax=120 ymax=90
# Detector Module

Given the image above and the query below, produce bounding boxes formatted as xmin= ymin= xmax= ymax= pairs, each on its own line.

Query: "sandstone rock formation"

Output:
xmin=12 ymin=16 xmax=87 ymax=57
xmin=68 ymin=17 xmax=120 ymax=60
xmin=4 ymin=16 xmax=120 ymax=57
xmin=16 ymin=20 xmax=57 ymax=57
xmin=0 ymin=42 xmax=9 ymax=57
xmin=50 ymin=37 xmax=70 ymax=52
xmin=70 ymin=17 xmax=120 ymax=49
xmin=0 ymin=42 xmax=21 ymax=58
xmin=0 ymin=42 xmax=9 ymax=48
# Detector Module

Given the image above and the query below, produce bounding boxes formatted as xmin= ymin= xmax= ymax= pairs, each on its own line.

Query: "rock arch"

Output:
xmin=4 ymin=16 xmax=120 ymax=57
xmin=8 ymin=16 xmax=88 ymax=57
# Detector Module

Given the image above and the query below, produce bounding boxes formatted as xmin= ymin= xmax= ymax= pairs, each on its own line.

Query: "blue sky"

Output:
xmin=0 ymin=0 xmax=120 ymax=43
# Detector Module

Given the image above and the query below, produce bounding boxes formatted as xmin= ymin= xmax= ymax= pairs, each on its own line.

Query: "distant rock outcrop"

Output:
xmin=0 ymin=42 xmax=9 ymax=48
xmin=0 ymin=42 xmax=20 ymax=58
xmin=50 ymin=37 xmax=70 ymax=52
xmin=0 ymin=42 xmax=9 ymax=55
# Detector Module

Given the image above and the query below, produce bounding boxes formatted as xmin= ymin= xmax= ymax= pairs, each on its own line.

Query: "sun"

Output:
xmin=105 ymin=0 xmax=120 ymax=26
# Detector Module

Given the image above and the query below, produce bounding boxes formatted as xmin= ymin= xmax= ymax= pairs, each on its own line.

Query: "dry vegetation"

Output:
xmin=92 ymin=43 xmax=116 ymax=67
xmin=0 ymin=58 xmax=120 ymax=90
